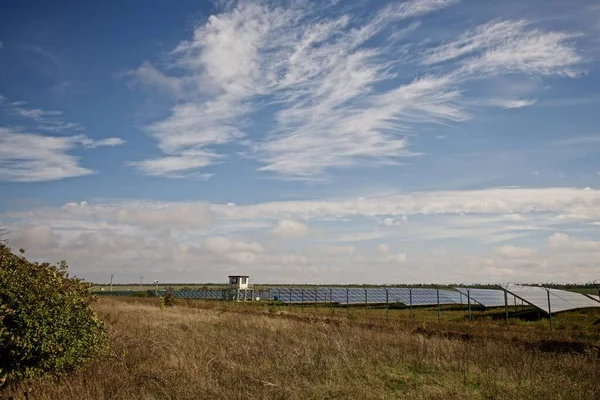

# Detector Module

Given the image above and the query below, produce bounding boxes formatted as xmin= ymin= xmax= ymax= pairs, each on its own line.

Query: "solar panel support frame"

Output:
xmin=504 ymin=289 xmax=509 ymax=325
xmin=385 ymin=288 xmax=389 ymax=319
xmin=545 ymin=286 xmax=553 ymax=331
xmin=346 ymin=288 xmax=349 ymax=316
xmin=409 ymin=288 xmax=413 ymax=319
xmin=467 ymin=289 xmax=472 ymax=322
xmin=436 ymin=289 xmax=440 ymax=321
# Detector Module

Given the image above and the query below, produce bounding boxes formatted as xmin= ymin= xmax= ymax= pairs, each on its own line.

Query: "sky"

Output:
xmin=1 ymin=0 xmax=600 ymax=285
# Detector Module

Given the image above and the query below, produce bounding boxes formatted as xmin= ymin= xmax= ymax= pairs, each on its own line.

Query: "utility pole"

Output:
xmin=110 ymin=274 xmax=113 ymax=292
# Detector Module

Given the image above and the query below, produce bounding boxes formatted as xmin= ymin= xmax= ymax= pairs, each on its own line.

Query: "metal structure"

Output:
xmin=454 ymin=287 xmax=522 ymax=308
xmin=503 ymin=284 xmax=600 ymax=314
xmin=96 ymin=283 xmax=600 ymax=330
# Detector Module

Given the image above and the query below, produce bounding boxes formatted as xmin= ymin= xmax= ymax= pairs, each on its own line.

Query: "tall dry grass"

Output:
xmin=5 ymin=297 xmax=600 ymax=399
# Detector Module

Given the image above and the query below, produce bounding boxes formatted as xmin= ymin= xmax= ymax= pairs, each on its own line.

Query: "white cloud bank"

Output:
xmin=4 ymin=187 xmax=600 ymax=283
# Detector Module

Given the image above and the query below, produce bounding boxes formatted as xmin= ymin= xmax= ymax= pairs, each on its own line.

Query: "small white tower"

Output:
xmin=228 ymin=275 xmax=249 ymax=290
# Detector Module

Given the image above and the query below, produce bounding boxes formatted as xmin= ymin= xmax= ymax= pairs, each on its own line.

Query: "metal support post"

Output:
xmin=314 ymin=288 xmax=318 ymax=313
xmin=385 ymin=288 xmax=389 ymax=319
xmin=409 ymin=288 xmax=413 ymax=319
xmin=546 ymin=288 xmax=553 ymax=332
xmin=301 ymin=288 xmax=304 ymax=311
xmin=365 ymin=288 xmax=368 ymax=314
xmin=346 ymin=287 xmax=349 ymax=317
xmin=436 ymin=289 xmax=440 ymax=321
xmin=504 ymin=289 xmax=509 ymax=325
xmin=467 ymin=289 xmax=472 ymax=322
xmin=330 ymin=288 xmax=334 ymax=315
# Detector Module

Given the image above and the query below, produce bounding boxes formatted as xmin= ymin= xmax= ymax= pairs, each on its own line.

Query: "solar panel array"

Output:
xmin=504 ymin=284 xmax=600 ymax=314
xmin=266 ymin=287 xmax=462 ymax=306
xmin=94 ymin=285 xmax=600 ymax=317
xmin=454 ymin=287 xmax=522 ymax=308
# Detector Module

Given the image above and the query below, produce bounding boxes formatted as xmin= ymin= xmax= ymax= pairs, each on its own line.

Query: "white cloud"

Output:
xmin=424 ymin=20 xmax=581 ymax=78
xmin=271 ymin=219 xmax=309 ymax=238
xmin=547 ymin=232 xmax=600 ymax=251
xmin=485 ymin=98 xmax=537 ymax=109
xmin=385 ymin=252 xmax=408 ymax=263
xmin=0 ymin=128 xmax=93 ymax=182
xmin=124 ymin=61 xmax=184 ymax=98
xmin=76 ymin=136 xmax=126 ymax=148
xmin=334 ymin=231 xmax=385 ymax=242
xmin=378 ymin=243 xmax=389 ymax=254
xmin=7 ymin=103 xmax=85 ymax=134
xmin=310 ymin=245 xmax=356 ymax=257
xmin=129 ymin=0 xmax=471 ymax=180
xmin=493 ymin=245 xmax=538 ymax=258
xmin=7 ymin=186 xmax=600 ymax=283
xmin=382 ymin=0 xmax=459 ymax=20
xmin=128 ymin=3 xmax=584 ymax=181
xmin=204 ymin=236 xmax=264 ymax=254
xmin=0 ymin=129 xmax=126 ymax=182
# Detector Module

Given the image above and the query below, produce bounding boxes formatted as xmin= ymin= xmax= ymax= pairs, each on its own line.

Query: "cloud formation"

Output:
xmin=0 ymin=97 xmax=126 ymax=182
xmin=4 ymin=186 xmax=600 ymax=283
xmin=128 ymin=1 xmax=584 ymax=180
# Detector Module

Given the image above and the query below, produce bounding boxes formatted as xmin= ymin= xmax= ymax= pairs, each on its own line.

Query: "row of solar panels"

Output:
xmin=99 ymin=285 xmax=600 ymax=315
xmin=266 ymin=285 xmax=600 ymax=315
xmin=267 ymin=287 xmax=465 ymax=306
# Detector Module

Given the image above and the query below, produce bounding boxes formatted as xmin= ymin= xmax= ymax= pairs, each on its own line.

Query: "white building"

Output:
xmin=228 ymin=275 xmax=249 ymax=290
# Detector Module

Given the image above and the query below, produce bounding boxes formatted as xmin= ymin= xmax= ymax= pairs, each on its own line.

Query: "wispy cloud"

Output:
xmin=424 ymin=20 xmax=582 ymax=77
xmin=485 ymin=98 xmax=537 ymax=109
xmin=0 ymin=96 xmax=126 ymax=182
xmin=129 ymin=2 xmax=583 ymax=181
xmin=0 ymin=128 xmax=127 ymax=182
xmin=6 ymin=101 xmax=85 ymax=134
xmin=551 ymin=136 xmax=600 ymax=146
xmin=0 ymin=128 xmax=94 ymax=182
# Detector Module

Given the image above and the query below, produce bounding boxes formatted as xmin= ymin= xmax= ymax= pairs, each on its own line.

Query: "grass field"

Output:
xmin=6 ymin=296 xmax=600 ymax=399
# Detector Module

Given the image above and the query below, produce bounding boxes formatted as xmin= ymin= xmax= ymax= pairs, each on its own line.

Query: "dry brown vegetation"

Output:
xmin=5 ymin=297 xmax=600 ymax=399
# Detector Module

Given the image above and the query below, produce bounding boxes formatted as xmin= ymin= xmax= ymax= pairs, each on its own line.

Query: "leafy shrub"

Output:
xmin=161 ymin=290 xmax=177 ymax=308
xmin=131 ymin=291 xmax=148 ymax=298
xmin=0 ymin=245 xmax=107 ymax=385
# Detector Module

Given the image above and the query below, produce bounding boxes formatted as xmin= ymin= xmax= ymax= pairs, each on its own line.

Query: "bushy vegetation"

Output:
xmin=0 ymin=244 xmax=107 ymax=385
xmin=161 ymin=289 xmax=177 ymax=308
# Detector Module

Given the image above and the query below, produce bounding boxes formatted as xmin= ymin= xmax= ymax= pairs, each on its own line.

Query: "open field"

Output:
xmin=6 ymin=296 xmax=600 ymax=399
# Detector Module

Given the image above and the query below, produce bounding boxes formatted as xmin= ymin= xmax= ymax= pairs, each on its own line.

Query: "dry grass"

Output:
xmin=5 ymin=297 xmax=600 ymax=399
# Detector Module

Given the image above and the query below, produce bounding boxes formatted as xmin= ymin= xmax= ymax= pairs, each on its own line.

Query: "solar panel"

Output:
xmin=386 ymin=288 xmax=458 ymax=306
xmin=504 ymin=284 xmax=600 ymax=314
xmin=585 ymin=294 xmax=600 ymax=302
xmin=454 ymin=287 xmax=522 ymax=308
xmin=266 ymin=287 xmax=465 ymax=306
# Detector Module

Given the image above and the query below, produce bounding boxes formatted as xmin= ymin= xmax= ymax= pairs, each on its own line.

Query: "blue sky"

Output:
xmin=2 ymin=0 xmax=600 ymax=284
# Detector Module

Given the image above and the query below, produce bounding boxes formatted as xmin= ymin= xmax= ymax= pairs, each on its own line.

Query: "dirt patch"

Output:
xmin=532 ymin=339 xmax=600 ymax=356
xmin=413 ymin=326 xmax=474 ymax=342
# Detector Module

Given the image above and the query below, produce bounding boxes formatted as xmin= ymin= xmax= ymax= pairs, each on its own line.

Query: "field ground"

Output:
xmin=6 ymin=297 xmax=600 ymax=399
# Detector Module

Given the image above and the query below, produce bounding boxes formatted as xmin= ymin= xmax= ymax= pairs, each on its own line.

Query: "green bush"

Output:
xmin=161 ymin=290 xmax=177 ymax=308
xmin=131 ymin=291 xmax=148 ymax=298
xmin=0 ymin=245 xmax=107 ymax=385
